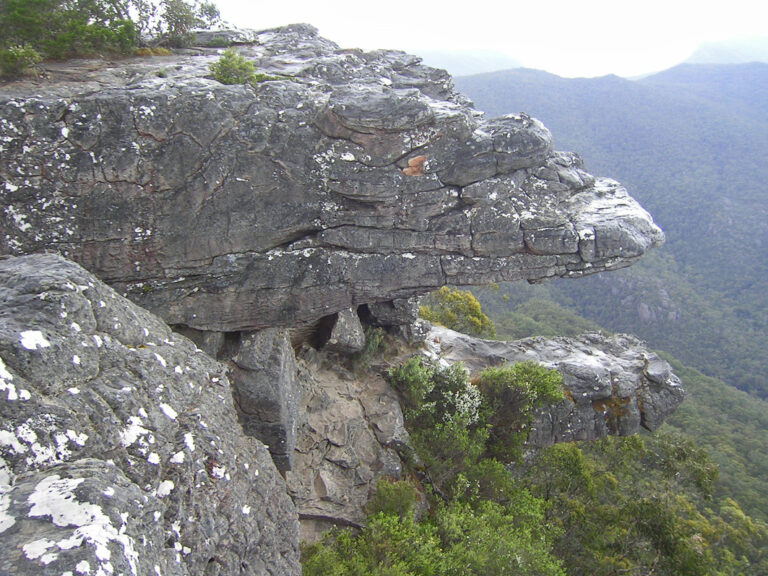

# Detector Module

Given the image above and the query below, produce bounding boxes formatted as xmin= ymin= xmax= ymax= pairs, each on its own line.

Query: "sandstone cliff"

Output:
xmin=0 ymin=25 xmax=678 ymax=575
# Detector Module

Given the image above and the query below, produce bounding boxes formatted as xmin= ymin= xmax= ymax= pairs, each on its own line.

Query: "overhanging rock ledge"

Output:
xmin=0 ymin=24 xmax=664 ymax=333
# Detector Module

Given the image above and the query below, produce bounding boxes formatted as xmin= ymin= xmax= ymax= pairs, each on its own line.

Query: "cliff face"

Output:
xmin=0 ymin=24 xmax=662 ymax=333
xmin=0 ymin=25 xmax=677 ymax=575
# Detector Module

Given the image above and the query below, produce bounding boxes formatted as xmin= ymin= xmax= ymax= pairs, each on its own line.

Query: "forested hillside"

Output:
xmin=455 ymin=64 xmax=768 ymax=396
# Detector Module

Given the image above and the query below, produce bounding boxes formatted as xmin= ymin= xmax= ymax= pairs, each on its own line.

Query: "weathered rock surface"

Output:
xmin=0 ymin=254 xmax=300 ymax=575
xmin=426 ymin=326 xmax=684 ymax=450
xmin=229 ymin=328 xmax=300 ymax=472
xmin=0 ymin=24 xmax=663 ymax=334
xmin=286 ymin=347 xmax=407 ymax=541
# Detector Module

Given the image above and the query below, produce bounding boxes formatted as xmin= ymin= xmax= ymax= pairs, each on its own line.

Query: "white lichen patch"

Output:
xmin=26 ymin=475 xmax=139 ymax=575
xmin=159 ymin=403 xmax=177 ymax=420
xmin=0 ymin=456 xmax=15 ymax=534
xmin=183 ymin=433 xmax=195 ymax=452
xmin=0 ymin=357 xmax=30 ymax=401
xmin=1 ymin=416 xmax=82 ymax=467
xmin=5 ymin=204 xmax=32 ymax=232
xmin=19 ymin=330 xmax=51 ymax=350
xmin=119 ymin=416 xmax=150 ymax=448
xmin=23 ymin=537 xmax=58 ymax=563
xmin=153 ymin=353 xmax=167 ymax=368
xmin=156 ymin=480 xmax=174 ymax=498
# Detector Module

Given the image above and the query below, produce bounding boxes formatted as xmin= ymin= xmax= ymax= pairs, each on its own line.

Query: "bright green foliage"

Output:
xmin=302 ymin=481 xmax=565 ymax=576
xmin=160 ymin=0 xmax=218 ymax=47
xmin=387 ymin=357 xmax=561 ymax=498
xmin=476 ymin=362 xmax=564 ymax=461
xmin=302 ymin=512 xmax=443 ymax=576
xmin=208 ymin=48 xmax=283 ymax=86
xmin=387 ymin=356 xmax=435 ymax=409
xmin=365 ymin=478 xmax=419 ymax=520
xmin=209 ymin=48 xmax=255 ymax=84
xmin=419 ymin=286 xmax=496 ymax=338
xmin=0 ymin=44 xmax=42 ymax=77
xmin=388 ymin=358 xmax=480 ymax=428
xmin=434 ymin=500 xmax=565 ymax=576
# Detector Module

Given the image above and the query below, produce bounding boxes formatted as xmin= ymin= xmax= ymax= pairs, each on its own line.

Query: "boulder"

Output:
xmin=230 ymin=329 xmax=301 ymax=471
xmin=0 ymin=254 xmax=301 ymax=575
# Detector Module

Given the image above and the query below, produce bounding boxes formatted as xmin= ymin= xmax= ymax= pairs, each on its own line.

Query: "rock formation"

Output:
xmin=0 ymin=24 xmax=677 ymax=574
xmin=0 ymin=24 xmax=663 ymax=334
xmin=0 ymin=254 xmax=299 ymax=575
xmin=426 ymin=326 xmax=685 ymax=449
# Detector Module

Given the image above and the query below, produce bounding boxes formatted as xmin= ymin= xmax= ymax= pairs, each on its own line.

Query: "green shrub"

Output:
xmin=0 ymin=1 xmax=221 ymax=60
xmin=0 ymin=44 xmax=42 ymax=77
xmin=209 ymin=48 xmax=284 ymax=86
xmin=209 ymin=48 xmax=255 ymax=84
xmin=203 ymin=37 xmax=231 ymax=48
xmin=365 ymin=478 xmax=419 ymax=520
xmin=476 ymin=362 xmax=563 ymax=461
xmin=419 ymin=286 xmax=496 ymax=338
xmin=388 ymin=357 xmax=436 ymax=410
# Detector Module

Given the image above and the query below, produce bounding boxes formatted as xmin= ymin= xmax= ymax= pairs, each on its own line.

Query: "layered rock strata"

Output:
xmin=0 ymin=24 xmax=663 ymax=335
xmin=0 ymin=254 xmax=300 ymax=575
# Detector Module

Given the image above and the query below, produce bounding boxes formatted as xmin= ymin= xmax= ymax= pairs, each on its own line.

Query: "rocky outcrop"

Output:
xmin=0 ymin=25 xmax=679 ymax=573
xmin=0 ymin=254 xmax=300 ymax=575
xmin=426 ymin=326 xmax=684 ymax=450
xmin=0 ymin=24 xmax=663 ymax=335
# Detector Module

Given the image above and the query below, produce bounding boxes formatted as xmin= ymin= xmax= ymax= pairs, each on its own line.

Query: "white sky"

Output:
xmin=214 ymin=0 xmax=768 ymax=77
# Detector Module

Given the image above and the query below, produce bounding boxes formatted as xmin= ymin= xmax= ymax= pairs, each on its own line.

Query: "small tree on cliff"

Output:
xmin=419 ymin=286 xmax=496 ymax=338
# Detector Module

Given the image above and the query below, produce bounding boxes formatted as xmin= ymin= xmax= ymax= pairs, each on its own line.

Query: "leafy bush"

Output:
xmin=388 ymin=358 xmax=480 ymax=428
xmin=0 ymin=0 xmax=138 ymax=59
xmin=419 ymin=286 xmax=496 ymax=338
xmin=388 ymin=357 xmax=561 ymax=498
xmin=365 ymin=478 xmax=419 ymax=520
xmin=302 ymin=485 xmax=565 ymax=576
xmin=0 ymin=0 xmax=220 ymax=60
xmin=387 ymin=356 xmax=435 ymax=409
xmin=0 ymin=44 xmax=42 ymax=77
xmin=209 ymin=48 xmax=255 ymax=84
xmin=476 ymin=362 xmax=564 ymax=461
xmin=209 ymin=48 xmax=283 ymax=86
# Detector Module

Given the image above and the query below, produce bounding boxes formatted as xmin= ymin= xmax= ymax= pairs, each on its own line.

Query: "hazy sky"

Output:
xmin=214 ymin=0 xmax=767 ymax=77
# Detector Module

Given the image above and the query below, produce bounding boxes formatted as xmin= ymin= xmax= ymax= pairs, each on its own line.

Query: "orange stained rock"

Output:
xmin=402 ymin=155 xmax=426 ymax=176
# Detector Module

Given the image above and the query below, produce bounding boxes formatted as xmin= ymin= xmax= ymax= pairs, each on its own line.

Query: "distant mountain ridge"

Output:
xmin=455 ymin=63 xmax=768 ymax=396
xmin=411 ymin=49 xmax=521 ymax=76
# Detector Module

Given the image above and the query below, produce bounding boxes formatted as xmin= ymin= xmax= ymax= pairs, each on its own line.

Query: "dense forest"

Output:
xmin=455 ymin=63 xmax=768 ymax=397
